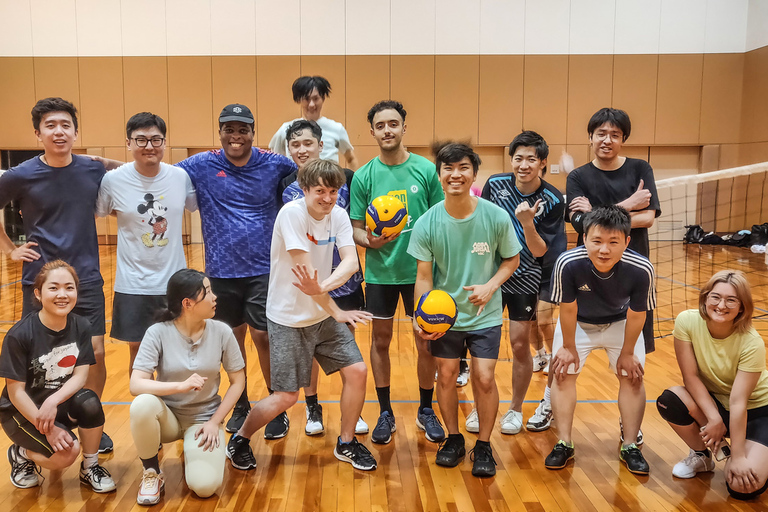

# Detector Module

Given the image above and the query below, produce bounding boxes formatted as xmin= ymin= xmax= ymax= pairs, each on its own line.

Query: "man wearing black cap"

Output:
xmin=176 ymin=104 xmax=297 ymax=439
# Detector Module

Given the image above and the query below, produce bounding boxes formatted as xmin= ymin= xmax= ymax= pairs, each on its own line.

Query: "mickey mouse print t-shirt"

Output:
xmin=0 ymin=312 xmax=96 ymax=413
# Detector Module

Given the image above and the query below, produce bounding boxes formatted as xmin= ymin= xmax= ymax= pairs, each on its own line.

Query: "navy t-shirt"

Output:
xmin=177 ymin=148 xmax=296 ymax=278
xmin=551 ymin=246 xmax=656 ymax=324
xmin=482 ymin=175 xmax=566 ymax=295
xmin=0 ymin=155 xmax=105 ymax=286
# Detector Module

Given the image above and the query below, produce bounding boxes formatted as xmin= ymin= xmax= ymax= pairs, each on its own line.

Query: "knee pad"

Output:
xmin=656 ymin=389 xmax=695 ymax=426
xmin=69 ymin=389 xmax=105 ymax=429
xmin=727 ymin=478 xmax=768 ymax=501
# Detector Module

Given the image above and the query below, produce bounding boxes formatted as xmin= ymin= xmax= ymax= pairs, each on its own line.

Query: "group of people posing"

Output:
xmin=0 ymin=75 xmax=766 ymax=504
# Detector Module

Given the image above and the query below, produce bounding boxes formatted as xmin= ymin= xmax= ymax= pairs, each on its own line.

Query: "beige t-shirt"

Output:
xmin=673 ymin=309 xmax=768 ymax=410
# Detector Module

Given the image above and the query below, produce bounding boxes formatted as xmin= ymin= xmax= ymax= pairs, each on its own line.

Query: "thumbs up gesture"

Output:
xmin=623 ymin=179 xmax=651 ymax=211
xmin=515 ymin=198 xmax=543 ymax=225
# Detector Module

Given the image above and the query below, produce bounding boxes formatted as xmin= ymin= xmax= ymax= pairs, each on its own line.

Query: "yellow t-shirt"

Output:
xmin=673 ymin=309 xmax=768 ymax=410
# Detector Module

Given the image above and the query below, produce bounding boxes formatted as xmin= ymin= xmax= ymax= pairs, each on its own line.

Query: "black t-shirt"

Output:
xmin=551 ymin=247 xmax=656 ymax=324
xmin=565 ymin=158 xmax=660 ymax=257
xmin=0 ymin=155 xmax=105 ymax=286
xmin=0 ymin=312 xmax=96 ymax=413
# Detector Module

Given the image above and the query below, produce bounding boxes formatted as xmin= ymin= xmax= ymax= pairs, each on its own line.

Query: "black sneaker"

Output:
xmin=371 ymin=411 xmax=396 ymax=444
xmin=7 ymin=445 xmax=42 ymax=489
xmin=334 ymin=438 xmax=377 ymax=471
xmin=226 ymin=435 xmax=257 ymax=470
xmin=98 ymin=432 xmax=114 ymax=454
xmin=435 ymin=434 xmax=466 ymax=467
xmin=470 ymin=442 xmax=497 ymax=477
xmin=416 ymin=407 xmax=446 ymax=443
xmin=264 ymin=411 xmax=290 ymax=440
xmin=620 ymin=443 xmax=650 ymax=475
xmin=226 ymin=402 xmax=251 ymax=433
xmin=545 ymin=440 xmax=574 ymax=469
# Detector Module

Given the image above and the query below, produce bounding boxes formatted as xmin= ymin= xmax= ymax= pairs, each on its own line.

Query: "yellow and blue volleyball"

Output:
xmin=365 ymin=195 xmax=408 ymax=237
xmin=415 ymin=290 xmax=458 ymax=334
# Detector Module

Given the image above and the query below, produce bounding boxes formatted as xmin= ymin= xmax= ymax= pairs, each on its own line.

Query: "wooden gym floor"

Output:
xmin=0 ymin=243 xmax=766 ymax=511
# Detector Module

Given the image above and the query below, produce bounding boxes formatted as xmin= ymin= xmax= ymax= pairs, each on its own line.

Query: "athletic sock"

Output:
xmin=17 ymin=446 xmax=29 ymax=459
xmin=338 ymin=436 xmax=352 ymax=445
xmin=543 ymin=386 xmax=551 ymax=404
xmin=141 ymin=455 xmax=160 ymax=472
xmin=376 ymin=386 xmax=393 ymax=415
xmin=695 ymin=448 xmax=711 ymax=458
xmin=237 ymin=387 xmax=250 ymax=407
xmin=82 ymin=452 xmax=98 ymax=469
xmin=418 ymin=387 xmax=434 ymax=413
xmin=306 ymin=394 xmax=319 ymax=407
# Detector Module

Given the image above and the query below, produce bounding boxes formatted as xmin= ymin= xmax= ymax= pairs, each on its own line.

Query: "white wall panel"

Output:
xmin=704 ymin=0 xmax=747 ymax=53
xmin=614 ymin=0 xmax=661 ymax=54
xmin=435 ymin=0 xmax=480 ymax=54
xmin=0 ymin=0 xmax=33 ymax=56
xmin=76 ymin=0 xmax=122 ymax=57
xmin=210 ymin=0 xmax=256 ymax=55
xmin=300 ymin=0 xmax=345 ymax=55
xmin=747 ymin=0 xmax=768 ymax=51
xmin=659 ymin=0 xmax=706 ymax=53
xmin=31 ymin=0 xmax=78 ymax=56
xmin=254 ymin=0 xmax=300 ymax=55
xmin=121 ymin=0 xmax=167 ymax=56
xmin=391 ymin=0 xmax=435 ymax=54
xmin=166 ymin=0 xmax=211 ymax=55
xmin=525 ymin=0 xmax=570 ymax=54
xmin=479 ymin=0 xmax=525 ymax=54
xmin=569 ymin=0 xmax=615 ymax=54
xmin=347 ymin=0 xmax=390 ymax=55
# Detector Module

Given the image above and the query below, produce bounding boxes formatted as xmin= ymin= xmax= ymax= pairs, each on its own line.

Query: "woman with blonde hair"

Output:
xmin=656 ymin=270 xmax=768 ymax=500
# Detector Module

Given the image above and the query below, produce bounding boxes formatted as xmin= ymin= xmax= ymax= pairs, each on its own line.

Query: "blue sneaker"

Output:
xmin=371 ymin=411 xmax=396 ymax=444
xmin=416 ymin=408 xmax=445 ymax=442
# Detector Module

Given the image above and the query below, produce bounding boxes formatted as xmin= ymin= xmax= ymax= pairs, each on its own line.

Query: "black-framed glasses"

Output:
xmin=706 ymin=293 xmax=740 ymax=309
xmin=131 ymin=137 xmax=165 ymax=148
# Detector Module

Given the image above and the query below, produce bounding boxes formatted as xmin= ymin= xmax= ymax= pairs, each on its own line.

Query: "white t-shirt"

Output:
xmin=267 ymin=199 xmax=355 ymax=328
xmin=269 ymin=116 xmax=354 ymax=163
xmin=96 ymin=162 xmax=198 ymax=295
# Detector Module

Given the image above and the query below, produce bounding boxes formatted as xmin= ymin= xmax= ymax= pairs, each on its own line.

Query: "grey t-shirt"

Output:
xmin=133 ymin=319 xmax=244 ymax=423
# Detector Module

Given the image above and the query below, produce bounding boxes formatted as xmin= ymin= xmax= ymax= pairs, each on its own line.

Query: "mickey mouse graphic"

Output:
xmin=137 ymin=193 xmax=169 ymax=247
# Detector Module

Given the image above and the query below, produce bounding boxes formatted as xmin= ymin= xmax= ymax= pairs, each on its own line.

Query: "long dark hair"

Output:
xmin=156 ymin=269 xmax=207 ymax=322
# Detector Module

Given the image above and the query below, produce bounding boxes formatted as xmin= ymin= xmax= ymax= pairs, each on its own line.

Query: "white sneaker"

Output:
xmin=137 ymin=468 xmax=165 ymax=505
xmin=525 ymin=400 xmax=553 ymax=432
xmin=465 ymin=408 xmax=479 ymax=433
xmin=305 ymin=403 xmax=324 ymax=436
xmin=533 ymin=352 xmax=550 ymax=373
xmin=7 ymin=445 xmax=41 ymax=489
xmin=500 ymin=409 xmax=524 ymax=435
xmin=456 ymin=367 xmax=469 ymax=387
xmin=672 ymin=449 xmax=715 ymax=478
xmin=80 ymin=462 xmax=116 ymax=493
xmin=355 ymin=416 xmax=369 ymax=434
xmin=619 ymin=418 xmax=644 ymax=446
xmin=543 ymin=360 xmax=550 ymax=375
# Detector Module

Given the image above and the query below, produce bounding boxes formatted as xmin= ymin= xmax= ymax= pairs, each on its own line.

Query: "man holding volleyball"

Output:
xmin=408 ymin=143 xmax=521 ymax=477
xmin=350 ymin=100 xmax=445 ymax=445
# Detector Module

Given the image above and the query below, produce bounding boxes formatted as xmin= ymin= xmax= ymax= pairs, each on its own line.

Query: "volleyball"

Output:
xmin=365 ymin=195 xmax=408 ymax=237
xmin=414 ymin=290 xmax=458 ymax=334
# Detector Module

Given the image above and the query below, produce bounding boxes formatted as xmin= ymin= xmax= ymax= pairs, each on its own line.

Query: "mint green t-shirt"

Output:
xmin=407 ymin=199 xmax=522 ymax=331
xmin=350 ymin=153 xmax=444 ymax=284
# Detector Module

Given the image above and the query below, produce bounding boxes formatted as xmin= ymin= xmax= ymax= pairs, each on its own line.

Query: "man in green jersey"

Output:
xmin=349 ymin=100 xmax=445 ymax=445
xmin=408 ymin=143 xmax=521 ymax=477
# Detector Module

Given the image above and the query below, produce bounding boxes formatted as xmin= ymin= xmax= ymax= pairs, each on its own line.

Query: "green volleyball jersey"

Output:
xmin=350 ymin=153 xmax=443 ymax=284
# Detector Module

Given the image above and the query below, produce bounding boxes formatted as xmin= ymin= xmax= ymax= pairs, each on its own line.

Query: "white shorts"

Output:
xmin=551 ymin=318 xmax=645 ymax=375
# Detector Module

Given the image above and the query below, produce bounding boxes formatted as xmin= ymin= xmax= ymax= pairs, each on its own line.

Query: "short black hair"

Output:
xmin=367 ymin=100 xmax=407 ymax=127
xmin=435 ymin=142 xmax=481 ymax=175
xmin=126 ymin=112 xmax=167 ymax=139
xmin=509 ymin=130 xmax=549 ymax=175
xmin=286 ymin=119 xmax=322 ymax=143
xmin=587 ymin=108 xmax=631 ymax=142
xmin=583 ymin=205 xmax=632 ymax=237
xmin=31 ymin=97 xmax=78 ymax=131
xmin=292 ymin=76 xmax=332 ymax=102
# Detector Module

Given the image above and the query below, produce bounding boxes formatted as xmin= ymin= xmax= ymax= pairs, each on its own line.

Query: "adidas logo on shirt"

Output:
xmin=216 ymin=170 xmax=227 ymax=177
xmin=578 ymin=284 xmax=592 ymax=292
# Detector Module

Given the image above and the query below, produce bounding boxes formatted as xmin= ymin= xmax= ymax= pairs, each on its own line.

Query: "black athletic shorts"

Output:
xmin=111 ymin=292 xmax=167 ymax=342
xmin=0 ymin=398 xmax=82 ymax=458
xmin=365 ymin=283 xmax=414 ymax=319
xmin=22 ymin=283 xmax=106 ymax=336
xmin=332 ymin=285 xmax=365 ymax=311
xmin=431 ymin=325 xmax=502 ymax=360
xmin=502 ymin=291 xmax=538 ymax=321
xmin=209 ymin=274 xmax=268 ymax=331
xmin=713 ymin=395 xmax=768 ymax=448
xmin=539 ymin=266 xmax=556 ymax=304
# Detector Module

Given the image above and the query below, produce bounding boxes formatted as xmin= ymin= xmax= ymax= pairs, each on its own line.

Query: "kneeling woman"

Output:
xmin=129 ymin=269 xmax=245 ymax=505
xmin=0 ymin=260 xmax=115 ymax=492
xmin=657 ymin=270 xmax=768 ymax=500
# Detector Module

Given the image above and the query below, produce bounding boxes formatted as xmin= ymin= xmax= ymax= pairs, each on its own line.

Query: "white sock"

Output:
xmin=543 ymin=386 xmax=551 ymax=403
xmin=82 ymin=452 xmax=98 ymax=469
xmin=17 ymin=446 xmax=29 ymax=459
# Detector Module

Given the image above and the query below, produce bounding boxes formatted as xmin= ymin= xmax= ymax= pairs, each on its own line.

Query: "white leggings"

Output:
xmin=130 ymin=394 xmax=226 ymax=498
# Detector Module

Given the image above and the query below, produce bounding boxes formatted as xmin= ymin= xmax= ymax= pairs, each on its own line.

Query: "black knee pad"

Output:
xmin=727 ymin=478 xmax=768 ymax=500
xmin=68 ymin=389 xmax=105 ymax=429
xmin=656 ymin=389 xmax=695 ymax=426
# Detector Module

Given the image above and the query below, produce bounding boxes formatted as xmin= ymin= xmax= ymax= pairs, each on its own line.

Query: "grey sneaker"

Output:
xmin=79 ymin=462 xmax=116 ymax=493
xmin=416 ymin=407 xmax=446 ymax=442
xmin=7 ymin=445 xmax=41 ymax=489
xmin=371 ymin=411 xmax=396 ymax=444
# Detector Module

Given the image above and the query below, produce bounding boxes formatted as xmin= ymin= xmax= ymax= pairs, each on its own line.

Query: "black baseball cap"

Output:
xmin=219 ymin=104 xmax=254 ymax=124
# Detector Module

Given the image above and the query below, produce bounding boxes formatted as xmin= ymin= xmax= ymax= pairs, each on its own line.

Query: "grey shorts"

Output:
xmin=267 ymin=317 xmax=364 ymax=392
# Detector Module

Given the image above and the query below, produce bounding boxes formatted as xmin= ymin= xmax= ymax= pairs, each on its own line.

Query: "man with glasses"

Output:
xmin=95 ymin=112 xmax=197 ymax=376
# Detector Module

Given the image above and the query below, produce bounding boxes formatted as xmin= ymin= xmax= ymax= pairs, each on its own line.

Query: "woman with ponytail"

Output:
xmin=128 ymin=269 xmax=245 ymax=505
